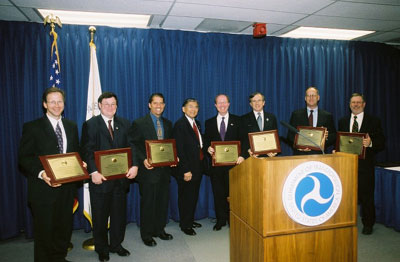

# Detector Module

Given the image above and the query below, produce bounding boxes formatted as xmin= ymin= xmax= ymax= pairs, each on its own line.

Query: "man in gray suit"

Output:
xmin=130 ymin=93 xmax=174 ymax=247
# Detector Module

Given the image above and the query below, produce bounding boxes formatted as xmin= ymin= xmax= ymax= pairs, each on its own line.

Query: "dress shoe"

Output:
xmin=110 ymin=246 xmax=130 ymax=256
xmin=181 ymin=228 xmax=196 ymax=236
xmin=213 ymin=224 xmax=226 ymax=231
xmin=362 ymin=226 xmax=373 ymax=235
xmin=155 ymin=231 xmax=173 ymax=240
xmin=142 ymin=237 xmax=157 ymax=247
xmin=192 ymin=221 xmax=202 ymax=228
xmin=98 ymin=252 xmax=110 ymax=262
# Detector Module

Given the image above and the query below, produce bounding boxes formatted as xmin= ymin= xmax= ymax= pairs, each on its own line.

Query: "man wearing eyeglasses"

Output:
xmin=18 ymin=87 xmax=80 ymax=262
xmin=81 ymin=92 xmax=138 ymax=262
xmin=287 ymin=86 xmax=336 ymax=155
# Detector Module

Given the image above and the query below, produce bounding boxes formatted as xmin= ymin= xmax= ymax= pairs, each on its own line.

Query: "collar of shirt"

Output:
xmin=101 ymin=114 xmax=114 ymax=129
xmin=307 ymin=106 xmax=318 ymax=126
xmin=150 ymin=112 xmax=163 ymax=130
xmin=253 ymin=110 xmax=264 ymax=119
xmin=185 ymin=114 xmax=203 ymax=147
xmin=46 ymin=113 xmax=67 ymax=153
xmin=217 ymin=112 xmax=229 ymax=132
xmin=351 ymin=111 xmax=364 ymax=129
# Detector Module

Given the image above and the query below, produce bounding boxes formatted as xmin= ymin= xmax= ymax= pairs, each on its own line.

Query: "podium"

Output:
xmin=229 ymin=153 xmax=358 ymax=262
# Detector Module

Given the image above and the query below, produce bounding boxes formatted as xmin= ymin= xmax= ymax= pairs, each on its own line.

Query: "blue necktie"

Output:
xmin=55 ymin=122 xmax=63 ymax=153
xmin=220 ymin=117 xmax=226 ymax=141
xmin=257 ymin=113 xmax=262 ymax=131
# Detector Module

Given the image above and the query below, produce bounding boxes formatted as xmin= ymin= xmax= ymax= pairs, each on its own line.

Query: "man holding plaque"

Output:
xmin=287 ymin=86 xmax=336 ymax=155
xmin=240 ymin=92 xmax=278 ymax=158
xmin=173 ymin=98 xmax=205 ymax=236
xmin=18 ymin=87 xmax=80 ymax=262
xmin=204 ymin=94 xmax=244 ymax=231
xmin=130 ymin=93 xmax=174 ymax=247
xmin=338 ymin=93 xmax=385 ymax=235
xmin=81 ymin=92 xmax=138 ymax=261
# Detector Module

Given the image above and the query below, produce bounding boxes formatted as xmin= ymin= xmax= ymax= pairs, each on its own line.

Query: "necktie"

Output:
xmin=220 ymin=117 xmax=226 ymax=141
xmin=108 ymin=120 xmax=114 ymax=140
xmin=309 ymin=110 xmax=314 ymax=127
xmin=55 ymin=122 xmax=63 ymax=153
xmin=352 ymin=116 xmax=359 ymax=133
xmin=257 ymin=113 xmax=262 ymax=131
xmin=192 ymin=122 xmax=203 ymax=160
xmin=156 ymin=117 xmax=163 ymax=140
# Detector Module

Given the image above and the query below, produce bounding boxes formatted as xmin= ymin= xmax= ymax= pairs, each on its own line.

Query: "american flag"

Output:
xmin=49 ymin=33 xmax=62 ymax=88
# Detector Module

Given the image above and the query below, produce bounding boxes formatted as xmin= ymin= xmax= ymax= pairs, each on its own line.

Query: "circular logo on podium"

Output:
xmin=282 ymin=161 xmax=342 ymax=226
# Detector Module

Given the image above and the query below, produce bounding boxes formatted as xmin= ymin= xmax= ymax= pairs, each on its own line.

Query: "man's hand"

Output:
xmin=236 ymin=156 xmax=244 ymax=164
xmin=126 ymin=166 xmax=138 ymax=179
xmin=363 ymin=133 xmax=372 ymax=147
xmin=42 ymin=172 xmax=61 ymax=187
xmin=143 ymin=159 xmax=154 ymax=170
xmin=298 ymin=148 xmax=311 ymax=152
xmin=267 ymin=152 xmax=277 ymax=157
xmin=91 ymin=172 xmax=107 ymax=185
xmin=207 ymin=146 xmax=214 ymax=156
xmin=183 ymin=171 xmax=192 ymax=181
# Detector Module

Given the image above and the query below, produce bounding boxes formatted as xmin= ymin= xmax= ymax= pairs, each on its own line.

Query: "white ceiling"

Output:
xmin=1 ymin=0 xmax=400 ymax=44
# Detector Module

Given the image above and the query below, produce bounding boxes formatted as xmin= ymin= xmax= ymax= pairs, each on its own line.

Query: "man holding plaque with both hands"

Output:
xmin=18 ymin=87 xmax=81 ymax=262
xmin=130 ymin=93 xmax=174 ymax=247
xmin=80 ymin=92 xmax=138 ymax=262
xmin=287 ymin=86 xmax=336 ymax=155
xmin=204 ymin=94 xmax=244 ymax=231
xmin=338 ymin=93 xmax=385 ymax=235
xmin=240 ymin=92 xmax=279 ymax=158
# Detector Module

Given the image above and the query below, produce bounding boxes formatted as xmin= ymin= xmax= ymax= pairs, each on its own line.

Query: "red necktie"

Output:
xmin=308 ymin=110 xmax=314 ymax=127
xmin=108 ymin=120 xmax=114 ymax=140
xmin=192 ymin=122 xmax=203 ymax=160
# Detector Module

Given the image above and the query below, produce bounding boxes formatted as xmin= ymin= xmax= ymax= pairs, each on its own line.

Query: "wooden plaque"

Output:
xmin=211 ymin=141 xmax=241 ymax=166
xmin=94 ymin=147 xmax=132 ymax=180
xmin=145 ymin=139 xmax=178 ymax=167
xmin=336 ymin=132 xmax=367 ymax=159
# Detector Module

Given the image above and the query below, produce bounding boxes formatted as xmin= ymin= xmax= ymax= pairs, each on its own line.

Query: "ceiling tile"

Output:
xmin=162 ymin=16 xmax=203 ymax=30
xmin=21 ymin=7 xmax=43 ymax=22
xmin=170 ymin=3 xmax=306 ymax=24
xmin=361 ymin=31 xmax=400 ymax=42
xmin=316 ymin=1 xmax=400 ymax=20
xmin=0 ymin=6 xmax=28 ymax=21
xmin=0 ymin=0 xmax=12 ymax=6
xmin=339 ymin=0 xmax=400 ymax=5
xmin=195 ymin=18 xmax=252 ymax=33
xmin=177 ymin=0 xmax=335 ymax=14
xmin=296 ymin=15 xmax=400 ymax=31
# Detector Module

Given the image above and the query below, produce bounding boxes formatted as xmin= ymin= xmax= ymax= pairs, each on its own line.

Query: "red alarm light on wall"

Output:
xmin=253 ymin=23 xmax=267 ymax=38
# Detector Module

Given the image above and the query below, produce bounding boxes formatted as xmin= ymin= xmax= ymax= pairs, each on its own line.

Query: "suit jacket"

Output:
xmin=287 ymin=108 xmax=336 ymax=153
xmin=338 ymin=113 xmax=385 ymax=171
xmin=80 ymin=115 xmax=138 ymax=193
xmin=130 ymin=113 xmax=173 ymax=184
xmin=240 ymin=111 xmax=278 ymax=158
xmin=18 ymin=116 xmax=79 ymax=202
xmin=173 ymin=116 xmax=204 ymax=181
xmin=203 ymin=113 xmax=243 ymax=172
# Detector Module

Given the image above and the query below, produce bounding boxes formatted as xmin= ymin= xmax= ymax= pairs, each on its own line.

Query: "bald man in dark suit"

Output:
xmin=204 ymin=94 xmax=244 ymax=231
xmin=287 ymin=87 xmax=336 ymax=155
xmin=18 ymin=87 xmax=80 ymax=262
xmin=338 ymin=93 xmax=384 ymax=235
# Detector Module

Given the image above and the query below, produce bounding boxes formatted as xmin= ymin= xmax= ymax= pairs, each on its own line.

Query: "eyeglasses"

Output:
xmin=250 ymin=99 xmax=264 ymax=103
xmin=306 ymin=94 xmax=318 ymax=98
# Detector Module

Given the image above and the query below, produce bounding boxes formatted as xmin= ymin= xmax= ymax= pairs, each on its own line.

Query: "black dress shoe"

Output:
xmin=98 ymin=252 xmax=110 ymax=262
xmin=156 ymin=231 xmax=173 ymax=240
xmin=142 ymin=237 xmax=157 ymax=247
xmin=213 ymin=224 xmax=226 ymax=231
xmin=181 ymin=228 xmax=196 ymax=235
xmin=362 ymin=226 xmax=373 ymax=235
xmin=110 ymin=246 xmax=130 ymax=256
xmin=192 ymin=222 xmax=202 ymax=228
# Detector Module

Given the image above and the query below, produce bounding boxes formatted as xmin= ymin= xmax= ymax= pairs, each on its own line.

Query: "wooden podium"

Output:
xmin=229 ymin=153 xmax=358 ymax=262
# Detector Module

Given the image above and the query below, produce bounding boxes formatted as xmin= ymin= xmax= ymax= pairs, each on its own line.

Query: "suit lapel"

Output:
xmin=184 ymin=116 xmax=199 ymax=142
xmin=41 ymin=117 xmax=59 ymax=149
xmin=97 ymin=115 xmax=113 ymax=144
xmin=145 ymin=114 xmax=158 ymax=140
xmin=62 ymin=119 xmax=72 ymax=152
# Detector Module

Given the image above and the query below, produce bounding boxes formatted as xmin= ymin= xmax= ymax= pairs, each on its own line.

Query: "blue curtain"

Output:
xmin=1 ymin=20 xmax=399 ymax=240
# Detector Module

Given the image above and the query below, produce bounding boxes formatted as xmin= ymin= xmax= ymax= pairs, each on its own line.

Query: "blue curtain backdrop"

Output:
xmin=1 ymin=20 xmax=399 ymax=240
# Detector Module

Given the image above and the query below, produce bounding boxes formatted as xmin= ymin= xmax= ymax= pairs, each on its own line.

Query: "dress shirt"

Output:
xmin=150 ymin=113 xmax=164 ymax=139
xmin=217 ymin=113 xmax=229 ymax=133
xmin=253 ymin=110 xmax=264 ymax=130
xmin=185 ymin=115 xmax=203 ymax=148
xmin=307 ymin=106 xmax=318 ymax=127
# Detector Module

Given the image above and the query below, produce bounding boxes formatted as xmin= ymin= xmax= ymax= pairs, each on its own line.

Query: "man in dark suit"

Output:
xmin=80 ymin=92 xmax=138 ymax=262
xmin=241 ymin=92 xmax=278 ymax=158
xmin=204 ymin=94 xmax=244 ymax=231
xmin=338 ymin=93 xmax=385 ymax=235
xmin=287 ymin=87 xmax=336 ymax=155
xmin=173 ymin=98 xmax=204 ymax=236
xmin=130 ymin=93 xmax=173 ymax=247
xmin=18 ymin=87 xmax=80 ymax=262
